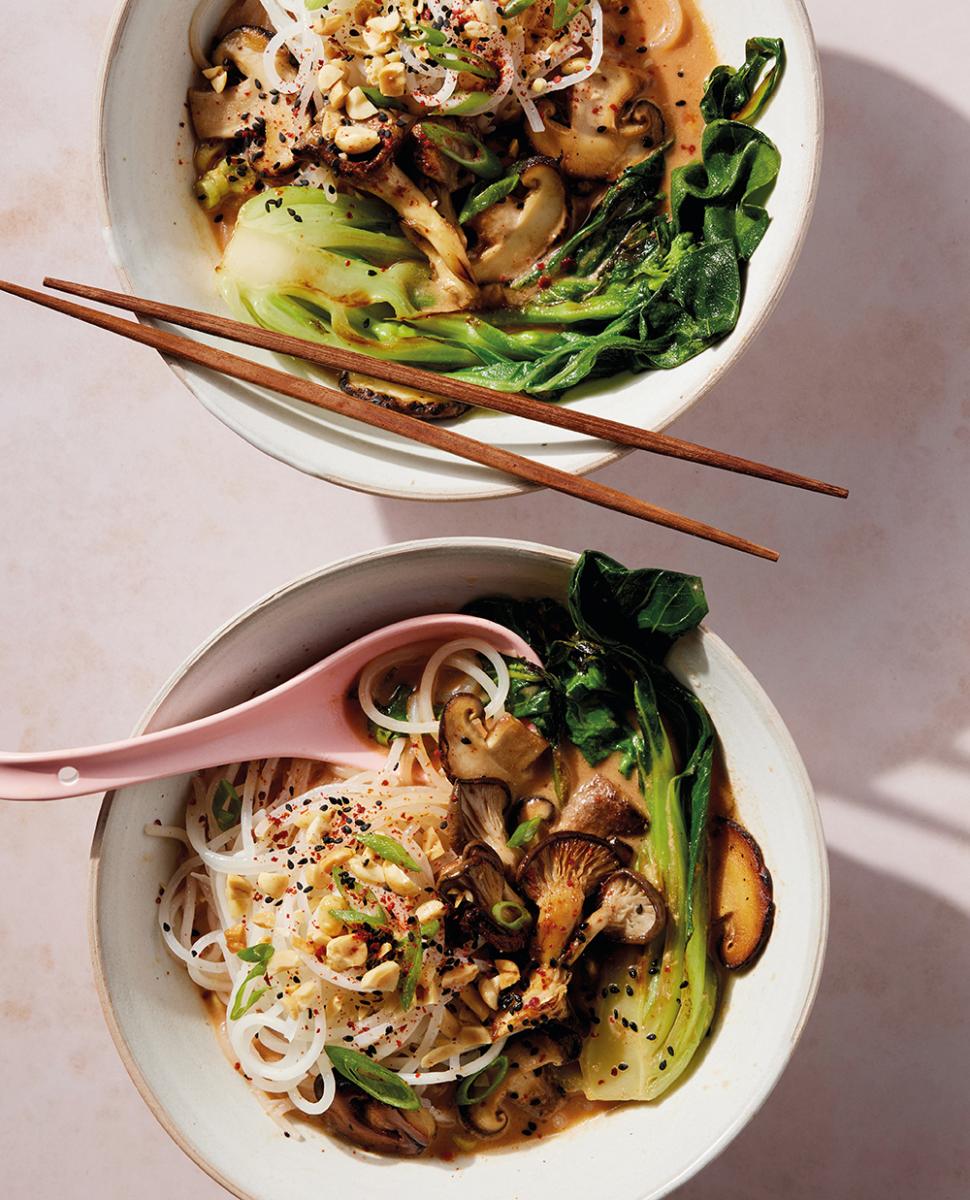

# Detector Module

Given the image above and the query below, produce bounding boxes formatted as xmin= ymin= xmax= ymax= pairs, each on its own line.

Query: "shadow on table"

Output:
xmin=377 ymin=49 xmax=970 ymax=1198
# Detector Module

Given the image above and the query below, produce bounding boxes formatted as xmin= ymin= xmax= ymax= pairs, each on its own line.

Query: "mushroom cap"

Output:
xmin=460 ymin=1031 xmax=573 ymax=1136
xmin=517 ymin=832 xmax=621 ymax=964
xmin=325 ymin=1084 xmax=436 ymax=1156
xmin=438 ymin=840 xmax=532 ymax=953
xmin=528 ymin=68 xmax=666 ymax=180
xmin=188 ymin=27 xmax=311 ymax=176
xmin=468 ymin=158 xmax=568 ymax=285
xmin=593 ymin=868 xmax=666 ymax=943
xmin=556 ymin=774 xmax=647 ymax=839
xmin=438 ymin=693 xmax=549 ymax=792
xmin=450 ymin=777 xmax=517 ymax=869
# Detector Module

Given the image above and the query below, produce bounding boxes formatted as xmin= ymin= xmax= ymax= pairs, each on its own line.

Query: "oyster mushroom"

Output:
xmin=338 ymin=371 xmax=467 ymax=422
xmin=324 ymin=1084 xmax=436 ymax=1156
xmin=528 ymin=68 xmax=666 ymax=180
xmin=518 ymin=832 xmax=622 ymax=966
xmin=450 ymin=778 xmax=517 ymax=869
xmin=556 ymin=774 xmax=647 ymax=839
xmin=438 ymin=840 xmax=532 ymax=953
xmin=467 ymin=157 xmax=568 ymax=284
xmin=459 ymin=1032 xmax=572 ymax=1138
xmin=565 ymin=868 xmax=665 ymax=964
xmin=439 ymin=694 xmax=549 ymax=794
xmin=491 ymin=833 xmax=621 ymax=1038
xmin=188 ymin=27 xmax=312 ymax=177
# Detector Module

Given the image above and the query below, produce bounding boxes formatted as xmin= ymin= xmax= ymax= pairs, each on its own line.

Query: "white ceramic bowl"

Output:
xmin=90 ymin=538 xmax=827 ymax=1200
xmin=96 ymin=3 xmax=822 ymax=501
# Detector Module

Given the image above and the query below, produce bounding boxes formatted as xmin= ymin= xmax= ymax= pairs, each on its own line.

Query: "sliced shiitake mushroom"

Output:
xmin=439 ymin=693 xmax=549 ymax=793
xmin=556 ymin=774 xmax=647 ymax=839
xmin=338 ymin=371 xmax=468 ymax=421
xmin=324 ymin=1083 xmax=436 ymax=1156
xmin=710 ymin=816 xmax=775 ymax=969
xmin=188 ymin=27 xmax=312 ymax=177
xmin=529 ymin=68 xmax=666 ymax=180
xmin=467 ymin=157 xmax=568 ymax=284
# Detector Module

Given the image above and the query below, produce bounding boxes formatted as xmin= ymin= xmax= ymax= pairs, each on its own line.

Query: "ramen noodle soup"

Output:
xmin=151 ymin=552 xmax=775 ymax=1158
xmin=186 ymin=1 xmax=786 ymax=401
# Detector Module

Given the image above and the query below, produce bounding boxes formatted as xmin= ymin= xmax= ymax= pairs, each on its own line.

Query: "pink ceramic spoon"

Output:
xmin=0 ymin=614 xmax=539 ymax=801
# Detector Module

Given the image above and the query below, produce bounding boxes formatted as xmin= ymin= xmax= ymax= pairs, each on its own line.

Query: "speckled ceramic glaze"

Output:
xmin=96 ymin=3 xmax=822 ymax=500
xmin=90 ymin=538 xmax=828 ymax=1200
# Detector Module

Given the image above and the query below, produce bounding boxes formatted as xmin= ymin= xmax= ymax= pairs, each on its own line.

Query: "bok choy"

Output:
xmin=216 ymin=39 xmax=785 ymax=398
xmin=465 ymin=550 xmax=719 ymax=1100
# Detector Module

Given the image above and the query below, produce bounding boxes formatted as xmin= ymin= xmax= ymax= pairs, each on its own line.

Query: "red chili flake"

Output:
xmin=537 ymin=274 xmax=553 ymax=289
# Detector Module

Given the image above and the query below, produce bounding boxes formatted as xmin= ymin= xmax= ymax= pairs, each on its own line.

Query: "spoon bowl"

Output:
xmin=0 ymin=614 xmax=537 ymax=800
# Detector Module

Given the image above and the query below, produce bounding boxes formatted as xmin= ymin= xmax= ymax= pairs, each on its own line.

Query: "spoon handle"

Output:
xmin=0 ymin=701 xmax=282 ymax=800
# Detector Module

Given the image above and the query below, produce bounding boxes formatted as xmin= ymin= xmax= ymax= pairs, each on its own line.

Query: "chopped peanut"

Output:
xmin=368 ymin=9 xmax=401 ymax=32
xmin=383 ymin=863 xmax=420 ymax=896
xmin=346 ymin=87 xmax=379 ymax=121
xmin=478 ymin=976 xmax=501 ymax=1010
xmin=420 ymin=1026 xmax=491 ymax=1069
xmin=257 ymin=872 xmax=289 ymax=900
xmin=326 ymin=933 xmax=368 ymax=969
xmin=460 ymin=983 xmax=491 ymax=1022
xmin=316 ymin=61 xmax=348 ymax=93
xmin=224 ymin=924 xmax=247 ymax=954
xmin=415 ymin=899 xmax=446 ymax=925
xmin=252 ymin=910 xmax=276 ymax=930
xmin=495 ymin=958 xmax=521 ymax=988
xmin=225 ymin=874 xmax=253 ymax=918
xmin=360 ymin=961 xmax=401 ymax=991
xmin=442 ymin=962 xmax=479 ymax=990
xmin=346 ymin=853 xmax=385 ymax=887
xmin=420 ymin=827 xmax=446 ymax=862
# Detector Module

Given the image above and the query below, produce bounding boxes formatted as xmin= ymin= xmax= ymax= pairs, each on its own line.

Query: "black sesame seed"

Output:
xmin=659 ymin=1060 xmax=667 ymax=1071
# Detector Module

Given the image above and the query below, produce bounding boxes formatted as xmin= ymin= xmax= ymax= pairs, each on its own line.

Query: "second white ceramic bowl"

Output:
xmin=90 ymin=538 xmax=828 ymax=1200
xmin=96 ymin=2 xmax=822 ymax=500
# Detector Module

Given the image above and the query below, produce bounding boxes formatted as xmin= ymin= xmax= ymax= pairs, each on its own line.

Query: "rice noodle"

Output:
xmin=154 ymin=634 xmax=515 ymax=1124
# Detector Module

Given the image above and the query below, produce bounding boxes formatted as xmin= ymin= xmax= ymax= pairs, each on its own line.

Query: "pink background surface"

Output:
xmin=1 ymin=1 xmax=967 ymax=1196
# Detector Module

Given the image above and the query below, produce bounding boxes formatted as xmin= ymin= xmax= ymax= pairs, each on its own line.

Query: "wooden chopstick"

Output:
xmin=0 ymin=278 xmax=778 ymax=560
xmin=42 ymin=277 xmax=847 ymax=501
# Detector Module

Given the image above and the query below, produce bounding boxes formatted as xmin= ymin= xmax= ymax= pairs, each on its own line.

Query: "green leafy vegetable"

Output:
xmin=212 ymin=778 xmax=242 ymax=832
xmin=358 ymin=832 xmax=420 ymax=871
xmin=490 ymin=900 xmax=532 ymax=931
xmin=456 ymin=1055 xmax=509 ymax=1105
xmin=230 ymin=943 xmax=274 ymax=1020
xmin=367 ymin=683 xmax=411 ymax=747
xmin=325 ymin=1045 xmax=421 ymax=1109
xmin=420 ymin=122 xmax=503 ymax=179
xmin=195 ymin=156 xmax=256 ymax=210
xmin=470 ymin=550 xmax=717 ymax=1101
xmin=700 ymin=36 xmax=786 ymax=125
xmin=507 ymin=817 xmax=542 ymax=848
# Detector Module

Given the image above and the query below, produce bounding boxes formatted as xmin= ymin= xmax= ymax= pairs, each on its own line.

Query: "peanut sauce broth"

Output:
xmin=195 ymin=0 xmax=717 ymax=246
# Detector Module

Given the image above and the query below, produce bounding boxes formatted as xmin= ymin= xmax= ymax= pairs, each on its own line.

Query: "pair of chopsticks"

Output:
xmin=0 ymin=277 xmax=848 ymax=561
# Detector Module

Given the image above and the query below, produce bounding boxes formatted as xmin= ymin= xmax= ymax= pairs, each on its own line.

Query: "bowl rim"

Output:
xmin=92 ymin=2 xmax=824 ymax=503
xmin=88 ymin=536 xmax=829 ymax=1200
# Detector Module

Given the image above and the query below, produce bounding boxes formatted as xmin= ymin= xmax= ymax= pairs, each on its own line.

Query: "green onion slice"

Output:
xmin=230 ymin=943 xmax=274 ymax=1020
xmin=325 ymin=1045 xmax=421 ymax=1110
xmin=436 ymin=91 xmax=495 ymax=117
xmin=328 ymin=906 xmax=388 ymax=930
xmin=358 ymin=832 xmax=420 ymax=871
xmin=507 ymin=817 xmax=542 ymax=848
xmin=420 ymin=122 xmax=503 ymax=180
xmin=490 ymin=900 xmax=532 ymax=931
xmin=456 ymin=1055 xmax=510 ymax=1105
xmin=400 ymin=930 xmax=423 ymax=1011
xmin=360 ymin=85 xmax=406 ymax=110
xmin=459 ymin=169 xmax=522 ymax=224
xmin=213 ymin=778 xmax=242 ymax=831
